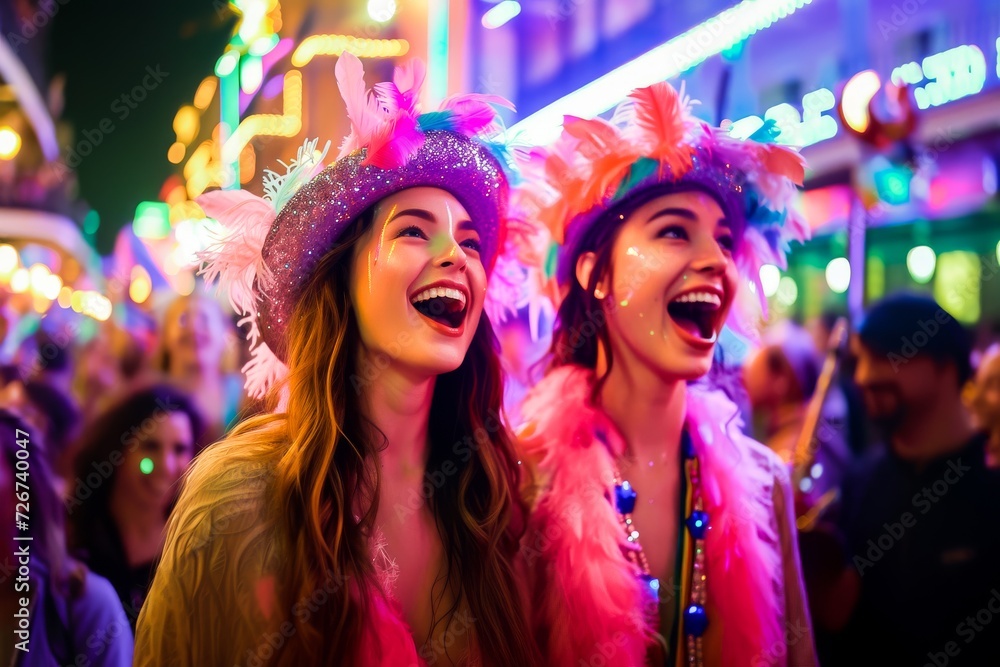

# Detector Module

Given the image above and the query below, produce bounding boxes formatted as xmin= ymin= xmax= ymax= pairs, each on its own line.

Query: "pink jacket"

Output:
xmin=518 ymin=366 xmax=817 ymax=667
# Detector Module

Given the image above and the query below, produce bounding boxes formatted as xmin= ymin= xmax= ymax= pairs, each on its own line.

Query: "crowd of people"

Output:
xmin=3 ymin=52 xmax=1000 ymax=667
xmin=0 ymin=292 xmax=251 ymax=666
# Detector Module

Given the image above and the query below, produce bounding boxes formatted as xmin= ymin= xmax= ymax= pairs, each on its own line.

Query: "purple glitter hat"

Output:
xmin=507 ymin=80 xmax=811 ymax=337
xmin=197 ymin=53 xmax=515 ymax=399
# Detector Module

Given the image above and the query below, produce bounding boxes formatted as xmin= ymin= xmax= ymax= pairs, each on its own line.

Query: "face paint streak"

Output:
xmin=369 ymin=204 xmax=397 ymax=294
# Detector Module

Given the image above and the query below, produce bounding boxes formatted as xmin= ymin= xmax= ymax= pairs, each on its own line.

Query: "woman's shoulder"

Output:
xmin=161 ymin=426 xmax=280 ymax=567
xmin=68 ymin=570 xmax=134 ymax=666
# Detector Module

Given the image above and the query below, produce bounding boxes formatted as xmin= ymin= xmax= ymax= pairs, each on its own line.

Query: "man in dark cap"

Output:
xmin=824 ymin=293 xmax=1000 ymax=666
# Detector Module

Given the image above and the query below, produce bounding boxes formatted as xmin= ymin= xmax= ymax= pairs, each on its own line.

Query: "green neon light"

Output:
xmin=218 ymin=61 xmax=240 ymax=190
xmin=428 ymin=0 xmax=450 ymax=105
xmin=139 ymin=457 xmax=154 ymax=475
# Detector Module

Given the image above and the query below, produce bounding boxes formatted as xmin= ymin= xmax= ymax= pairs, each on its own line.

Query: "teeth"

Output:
xmin=410 ymin=287 xmax=467 ymax=306
xmin=672 ymin=291 xmax=721 ymax=307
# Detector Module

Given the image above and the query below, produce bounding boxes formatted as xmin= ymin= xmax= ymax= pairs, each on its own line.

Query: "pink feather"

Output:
xmin=627 ymin=82 xmax=694 ymax=176
xmin=362 ymin=113 xmax=426 ymax=169
xmin=439 ymin=93 xmax=513 ymax=135
xmin=336 ymin=52 xmax=387 ymax=155
xmin=197 ymin=189 xmax=276 ymax=314
xmin=197 ymin=189 xmax=288 ymax=400
xmin=562 ymin=116 xmax=638 ymax=205
xmin=375 ymin=58 xmax=425 ymax=116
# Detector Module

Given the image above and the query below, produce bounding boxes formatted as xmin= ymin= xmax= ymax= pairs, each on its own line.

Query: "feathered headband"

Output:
xmin=197 ymin=52 xmax=519 ymax=400
xmin=509 ymin=81 xmax=810 ymax=333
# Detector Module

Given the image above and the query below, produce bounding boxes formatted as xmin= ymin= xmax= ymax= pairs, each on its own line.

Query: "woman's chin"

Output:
xmin=649 ymin=349 xmax=715 ymax=382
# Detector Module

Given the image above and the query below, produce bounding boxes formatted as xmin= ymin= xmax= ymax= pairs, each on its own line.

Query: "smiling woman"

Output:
xmin=511 ymin=82 xmax=818 ymax=667
xmin=133 ymin=53 xmax=541 ymax=667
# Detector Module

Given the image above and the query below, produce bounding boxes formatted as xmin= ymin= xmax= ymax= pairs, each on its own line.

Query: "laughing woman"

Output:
xmin=514 ymin=85 xmax=818 ymax=666
xmin=133 ymin=54 xmax=539 ymax=667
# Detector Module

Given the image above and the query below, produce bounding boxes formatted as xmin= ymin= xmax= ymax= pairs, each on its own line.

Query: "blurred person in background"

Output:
xmin=822 ymin=293 xmax=1000 ymax=666
xmin=970 ymin=344 xmax=1000 ymax=467
xmin=742 ymin=320 xmax=851 ymax=505
xmin=1 ymin=379 xmax=81 ymax=495
xmin=158 ymin=292 xmax=244 ymax=442
xmin=66 ymin=384 xmax=205 ymax=629
xmin=73 ymin=327 xmax=124 ymax=420
xmin=0 ymin=409 xmax=132 ymax=666
xmin=28 ymin=328 xmax=75 ymax=397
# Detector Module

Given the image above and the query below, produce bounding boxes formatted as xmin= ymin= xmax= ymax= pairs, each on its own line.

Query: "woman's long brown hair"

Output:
xmin=215 ymin=212 xmax=539 ymax=665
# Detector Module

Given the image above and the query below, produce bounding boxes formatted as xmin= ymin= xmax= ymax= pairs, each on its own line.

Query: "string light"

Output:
xmin=291 ymin=35 xmax=409 ymax=67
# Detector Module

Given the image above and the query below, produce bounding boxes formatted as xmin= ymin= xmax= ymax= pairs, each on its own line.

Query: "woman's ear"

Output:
xmin=575 ymin=251 xmax=608 ymax=300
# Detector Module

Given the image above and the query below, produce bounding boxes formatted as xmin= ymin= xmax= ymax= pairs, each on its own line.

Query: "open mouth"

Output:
xmin=410 ymin=286 xmax=468 ymax=329
xmin=666 ymin=290 xmax=723 ymax=342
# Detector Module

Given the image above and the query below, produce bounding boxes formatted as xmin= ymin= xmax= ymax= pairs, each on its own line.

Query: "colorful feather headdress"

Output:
xmin=197 ymin=52 xmax=519 ymax=400
xmin=510 ymin=81 xmax=810 ymax=334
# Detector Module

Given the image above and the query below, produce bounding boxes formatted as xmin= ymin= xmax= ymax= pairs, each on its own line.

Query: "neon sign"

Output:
xmin=890 ymin=44 xmax=986 ymax=110
xmin=729 ymin=88 xmax=838 ymax=147
xmin=731 ymin=41 xmax=996 ymax=147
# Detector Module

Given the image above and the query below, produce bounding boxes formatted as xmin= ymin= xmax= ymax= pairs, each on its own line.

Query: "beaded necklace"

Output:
xmin=613 ymin=430 xmax=709 ymax=667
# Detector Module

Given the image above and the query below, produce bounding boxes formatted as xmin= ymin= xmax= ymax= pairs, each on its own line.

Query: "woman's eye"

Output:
xmin=460 ymin=238 xmax=481 ymax=252
xmin=717 ymin=234 xmax=735 ymax=252
xmin=657 ymin=225 xmax=688 ymax=240
xmin=397 ymin=225 xmax=428 ymax=240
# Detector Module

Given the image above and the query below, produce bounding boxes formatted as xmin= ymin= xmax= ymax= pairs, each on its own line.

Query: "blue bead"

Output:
xmin=615 ymin=482 xmax=637 ymax=514
xmin=686 ymin=510 xmax=710 ymax=539
xmin=684 ymin=604 xmax=709 ymax=637
xmin=682 ymin=431 xmax=696 ymax=459
xmin=639 ymin=573 xmax=660 ymax=597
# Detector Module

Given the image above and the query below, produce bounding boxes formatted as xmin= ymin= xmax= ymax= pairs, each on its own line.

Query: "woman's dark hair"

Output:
xmin=24 ymin=380 xmax=81 ymax=460
xmin=68 ymin=384 xmax=206 ymax=540
xmin=0 ymin=409 xmax=83 ymax=596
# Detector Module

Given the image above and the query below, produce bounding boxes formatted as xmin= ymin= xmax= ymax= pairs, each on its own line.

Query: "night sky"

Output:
xmin=49 ymin=0 xmax=235 ymax=253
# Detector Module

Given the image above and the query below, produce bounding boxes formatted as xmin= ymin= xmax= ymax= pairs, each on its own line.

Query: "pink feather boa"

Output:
xmin=519 ymin=365 xmax=793 ymax=667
